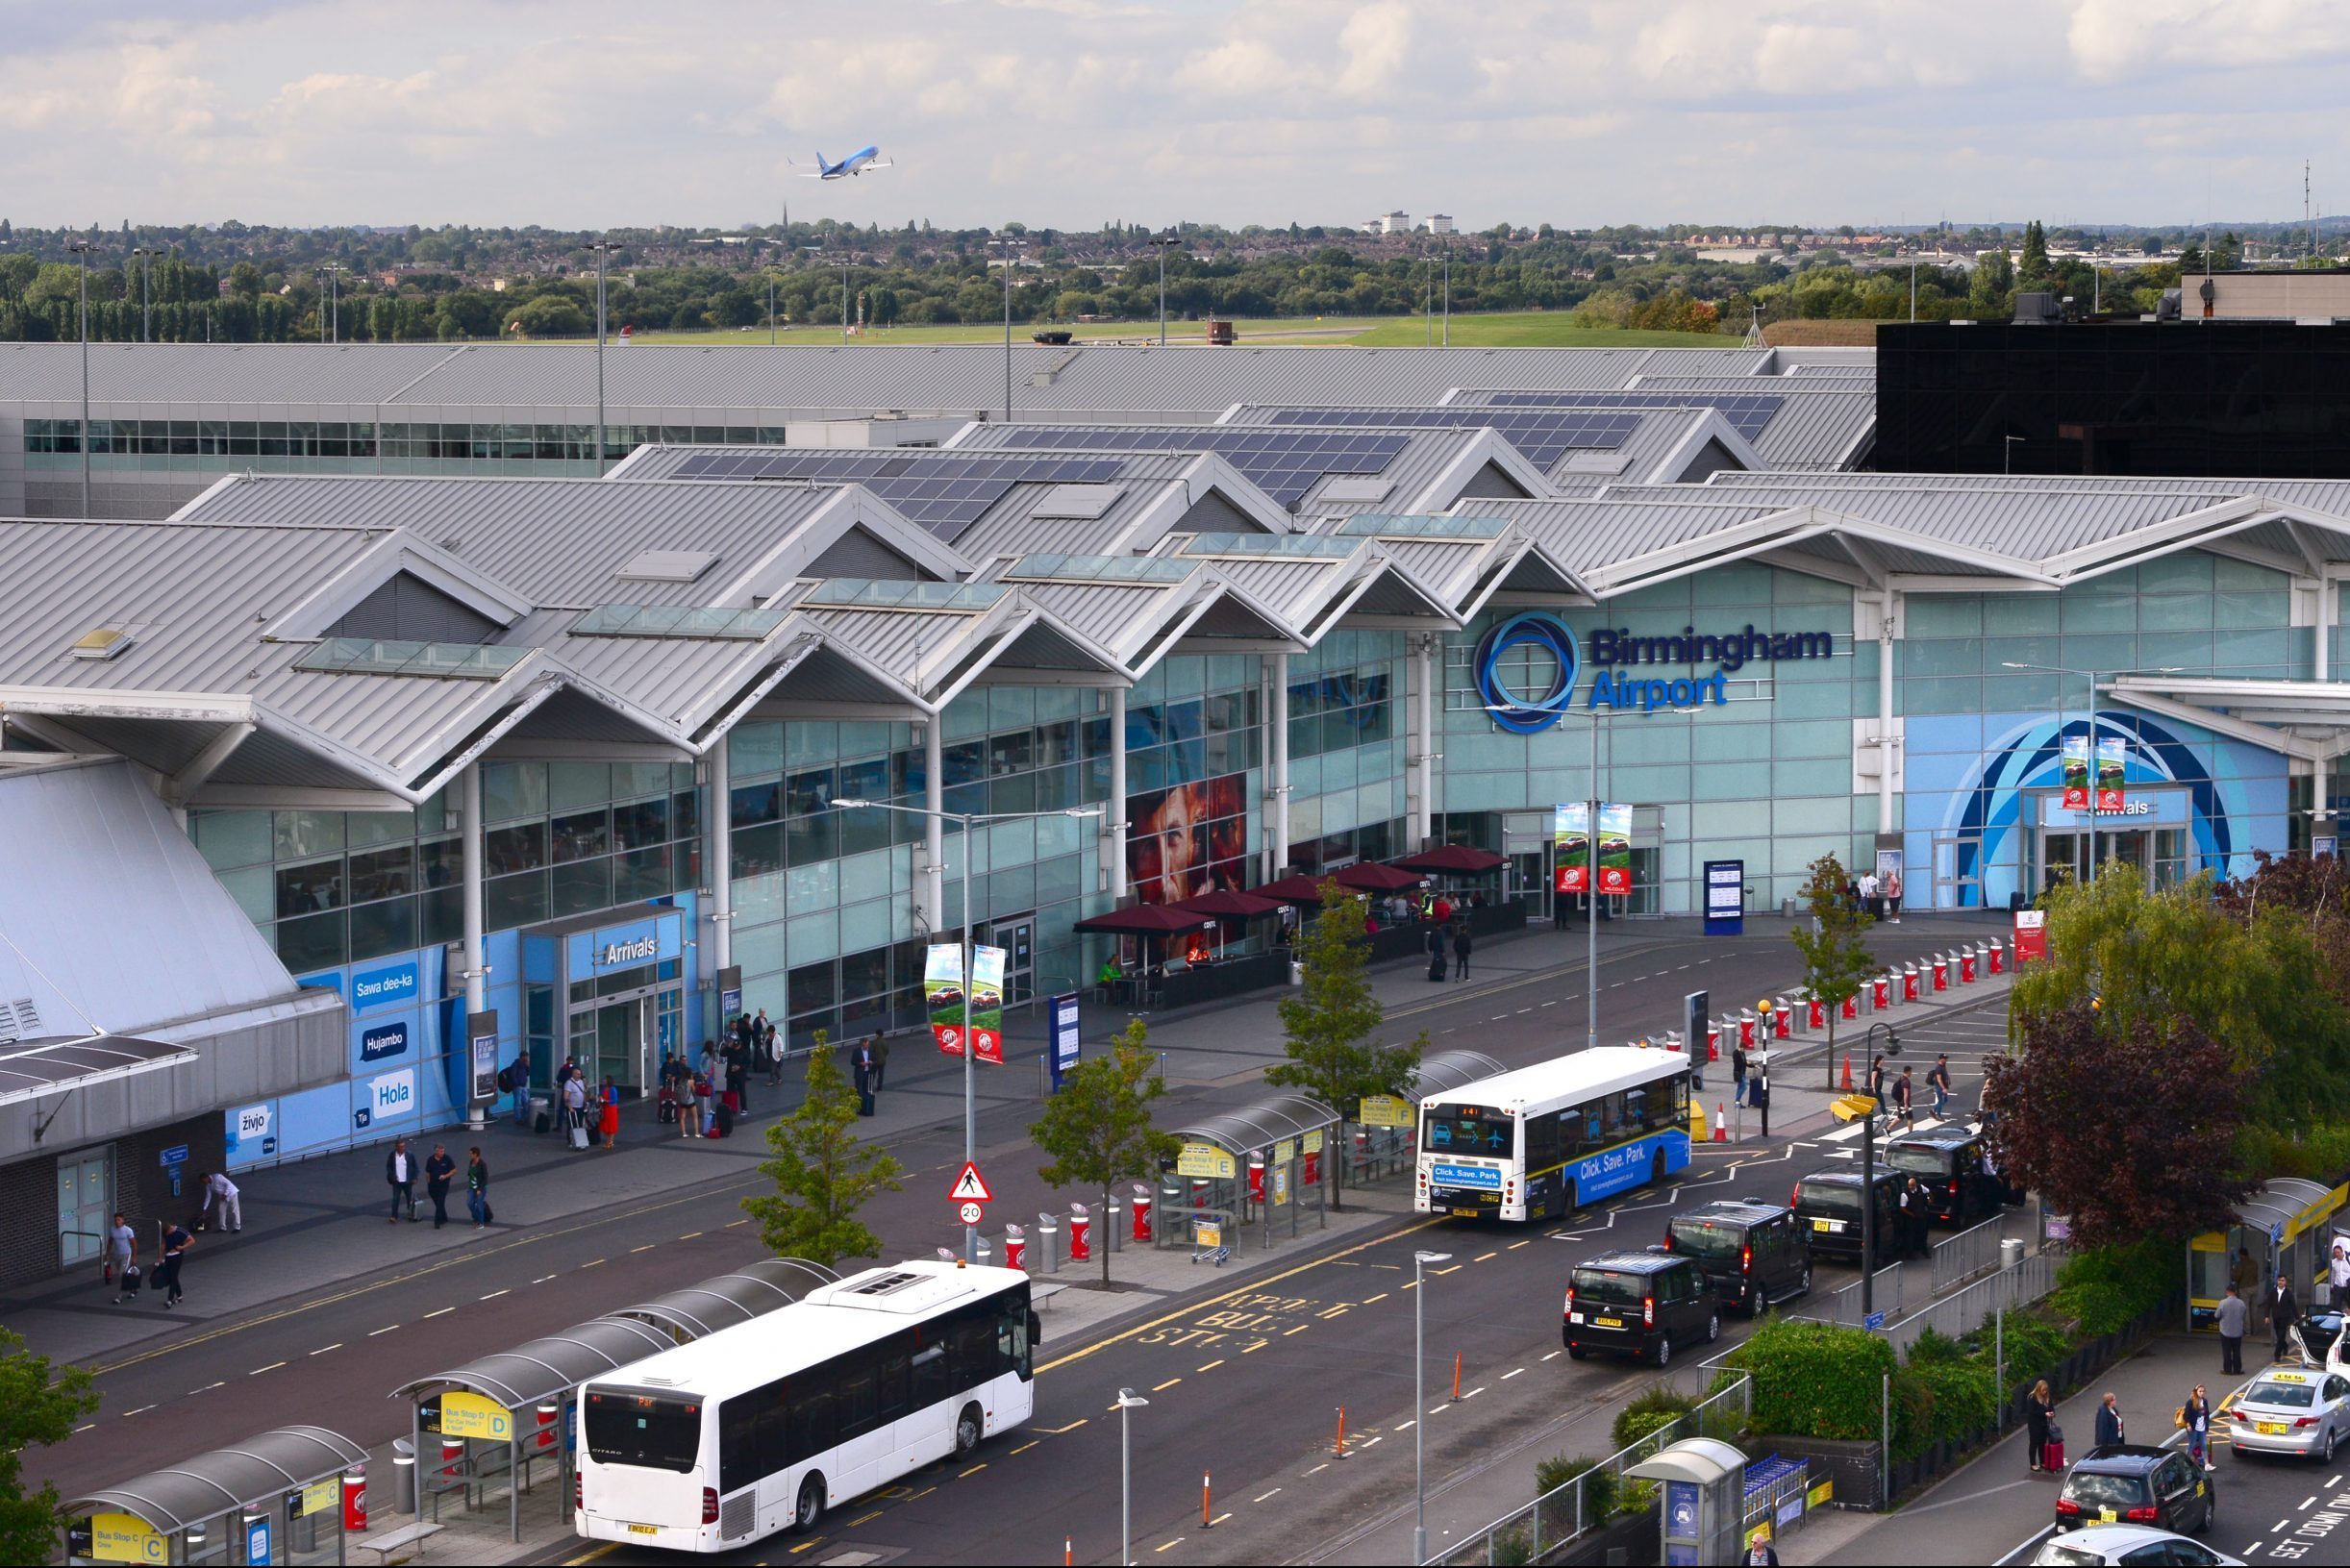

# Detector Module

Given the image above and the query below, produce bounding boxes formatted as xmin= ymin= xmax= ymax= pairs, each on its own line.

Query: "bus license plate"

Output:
xmin=1451 ymin=1207 xmax=1482 ymax=1218
xmin=1594 ymin=1316 xmax=1623 ymax=1329
xmin=628 ymin=1524 xmax=659 ymax=1535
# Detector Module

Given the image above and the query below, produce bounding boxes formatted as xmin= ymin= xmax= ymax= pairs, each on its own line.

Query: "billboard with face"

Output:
xmin=1127 ymin=770 xmax=1250 ymax=904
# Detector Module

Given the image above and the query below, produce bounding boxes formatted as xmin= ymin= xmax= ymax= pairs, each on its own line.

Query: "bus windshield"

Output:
xmin=1423 ymin=1106 xmax=1513 ymax=1158
xmin=585 ymin=1391 xmax=703 ymax=1473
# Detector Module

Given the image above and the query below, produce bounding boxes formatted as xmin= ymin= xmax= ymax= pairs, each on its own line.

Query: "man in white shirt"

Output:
xmin=1857 ymin=868 xmax=1880 ymax=917
xmin=386 ymin=1138 xmax=414 ymax=1223
xmin=199 ymin=1170 xmax=241 ymax=1232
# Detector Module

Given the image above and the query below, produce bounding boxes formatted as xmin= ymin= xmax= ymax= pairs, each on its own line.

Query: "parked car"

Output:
xmin=1791 ymin=1167 xmax=1901 ymax=1265
xmin=1883 ymin=1123 xmax=1996 ymax=1225
xmin=2228 ymin=1367 xmax=2350 ymax=1462
xmin=1562 ymin=1250 xmax=1719 ymax=1367
xmin=1662 ymin=1199 xmax=1812 ymax=1315
xmin=2027 ymin=1521 xmax=2242 ymax=1564
xmin=2055 ymin=1446 xmax=2215 ymax=1537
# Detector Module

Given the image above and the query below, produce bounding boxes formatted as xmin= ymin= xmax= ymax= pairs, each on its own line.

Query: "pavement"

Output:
xmin=1790 ymin=1330 xmax=2350 ymax=1567
xmin=18 ymin=906 xmax=2024 ymax=1564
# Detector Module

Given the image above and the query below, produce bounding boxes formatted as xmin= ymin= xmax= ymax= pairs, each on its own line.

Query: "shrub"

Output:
xmin=2051 ymin=1239 xmax=2175 ymax=1335
xmin=1905 ymin=1356 xmax=1998 ymax=1444
xmin=1725 ymin=1318 xmax=1896 ymax=1440
xmin=1907 ymin=1326 xmax=1966 ymax=1365
xmin=1611 ymin=1386 xmax=1698 ymax=1453
xmin=1535 ymin=1456 xmax=1615 ymax=1539
xmin=1488 ymin=1526 xmax=1532 ymax=1566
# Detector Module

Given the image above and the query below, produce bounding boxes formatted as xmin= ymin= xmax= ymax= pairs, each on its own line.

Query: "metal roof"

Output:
xmin=1172 ymin=1091 xmax=1342 ymax=1155
xmin=1409 ymin=1048 xmax=1509 ymax=1100
xmin=609 ymin=1257 xmax=841 ymax=1339
xmin=0 ymin=1033 xmax=195 ymax=1108
xmin=69 ymin=1425 xmax=369 ymax=1534
xmin=391 ymin=1313 xmax=681 ymax=1412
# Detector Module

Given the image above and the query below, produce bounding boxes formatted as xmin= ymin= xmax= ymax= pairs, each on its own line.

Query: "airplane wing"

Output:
xmin=786 ymin=156 xmax=834 ymax=179
xmin=864 ymin=158 xmax=893 ymax=169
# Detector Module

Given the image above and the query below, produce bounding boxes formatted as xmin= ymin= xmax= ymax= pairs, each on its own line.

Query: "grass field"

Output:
xmin=592 ymin=313 xmax=1733 ymax=351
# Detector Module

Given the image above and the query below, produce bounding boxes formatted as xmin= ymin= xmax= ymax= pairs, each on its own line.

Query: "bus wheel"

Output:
xmin=955 ymin=1402 xmax=985 ymax=1457
xmin=794 ymin=1475 xmax=825 ymax=1533
xmin=1650 ymin=1152 xmax=1664 ymax=1188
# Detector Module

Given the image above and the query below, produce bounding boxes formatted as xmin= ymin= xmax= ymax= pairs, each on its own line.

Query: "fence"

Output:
xmin=1424 ymin=1373 xmax=1753 ymax=1566
xmin=1928 ymin=1213 xmax=2012 ymax=1293
xmin=1793 ymin=1210 xmax=2032 ymax=1329
xmin=1882 ymin=1246 xmax=2062 ymax=1359
xmin=1798 ymin=1262 xmax=1909 ymax=1327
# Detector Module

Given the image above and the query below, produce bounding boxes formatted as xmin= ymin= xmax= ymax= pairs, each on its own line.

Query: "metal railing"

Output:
xmin=1424 ymin=1373 xmax=1753 ymax=1565
xmin=1882 ymin=1247 xmax=2062 ymax=1359
xmin=1928 ymin=1213 xmax=2012 ymax=1293
xmin=1797 ymin=1261 xmax=1908 ymax=1326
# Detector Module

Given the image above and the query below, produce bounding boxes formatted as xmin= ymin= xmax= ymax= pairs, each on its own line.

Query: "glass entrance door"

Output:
xmin=57 ymin=1149 xmax=111 ymax=1266
xmin=567 ymin=980 xmax=682 ymax=1096
xmin=988 ymin=915 xmax=1036 ymax=1007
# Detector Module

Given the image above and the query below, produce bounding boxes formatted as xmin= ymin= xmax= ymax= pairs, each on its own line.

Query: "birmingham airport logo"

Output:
xmin=1475 ymin=610 xmax=1581 ymax=734
xmin=1475 ymin=612 xmax=1835 ymax=733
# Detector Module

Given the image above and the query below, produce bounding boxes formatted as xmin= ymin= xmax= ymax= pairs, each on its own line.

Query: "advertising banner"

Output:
xmin=2061 ymin=734 xmax=2090 ymax=809
xmin=924 ymin=944 xmax=965 ymax=1057
xmin=1127 ymin=769 xmax=1250 ymax=904
xmin=1596 ymin=803 xmax=1634 ymax=896
xmin=1553 ymin=801 xmax=1589 ymax=894
xmin=2095 ymin=734 xmax=2127 ymax=812
xmin=969 ymin=945 xmax=1007 ymax=1065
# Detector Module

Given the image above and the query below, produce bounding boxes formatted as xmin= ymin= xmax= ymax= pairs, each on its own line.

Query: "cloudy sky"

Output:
xmin=6 ymin=0 xmax=2348 ymax=231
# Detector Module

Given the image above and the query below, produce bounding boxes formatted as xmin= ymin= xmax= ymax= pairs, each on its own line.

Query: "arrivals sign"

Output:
xmin=1553 ymin=801 xmax=1589 ymax=894
xmin=924 ymin=945 xmax=965 ymax=1057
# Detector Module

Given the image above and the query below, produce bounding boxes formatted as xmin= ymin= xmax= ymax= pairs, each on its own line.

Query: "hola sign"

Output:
xmin=439 ymin=1389 xmax=513 ymax=1442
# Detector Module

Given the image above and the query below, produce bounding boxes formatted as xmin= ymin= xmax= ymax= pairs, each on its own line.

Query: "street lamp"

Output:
xmin=585 ymin=239 xmax=621 ymax=476
xmin=1490 ymin=702 xmax=1610 ymax=1053
xmin=1441 ymin=237 xmax=1452 ymax=348
xmin=2000 ymin=663 xmax=2182 ymax=886
xmin=130 ymin=246 xmax=155 ymax=342
xmin=988 ymin=235 xmax=1022 ymax=421
xmin=317 ymin=263 xmax=347 ymax=344
xmin=1149 ymin=234 xmax=1184 ymax=346
xmin=1117 ymin=1386 xmax=1150 ymax=1565
xmin=833 ymin=797 xmax=1101 ymax=1260
xmin=1412 ymin=1248 xmax=1454 ymax=1562
xmin=65 ymin=238 xmax=93 ymax=517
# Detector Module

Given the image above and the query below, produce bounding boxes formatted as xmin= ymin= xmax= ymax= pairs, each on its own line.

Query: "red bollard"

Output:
xmin=535 ymin=1403 xmax=559 ymax=1454
xmin=1932 ymin=956 xmax=1949 ymax=991
xmin=1840 ymin=993 xmax=1859 ymax=1021
xmin=1738 ymin=1012 xmax=1756 ymax=1049
xmin=1068 ymin=1204 xmax=1091 ymax=1263
xmin=1203 ymin=1471 xmax=1213 ymax=1528
xmin=1988 ymin=939 xmax=2006 ymax=975
xmin=1903 ymin=965 xmax=1919 ymax=1003
xmin=439 ymin=1438 xmax=463 ymax=1485
xmin=1451 ymin=1351 xmax=1462 ymax=1402
xmin=341 ymin=1472 xmax=367 ymax=1533
xmin=1871 ymin=975 xmax=1888 ymax=1010
xmin=1004 ymin=1224 xmax=1027 ymax=1271
xmin=1132 ymin=1186 xmax=1154 ymax=1245
xmin=1706 ymin=1025 xmax=1720 ymax=1061
xmin=1248 ymin=1152 xmax=1266 ymax=1207
xmin=1303 ymin=1142 xmax=1321 ymax=1185
xmin=1961 ymin=947 xmax=1978 ymax=984
xmin=1335 ymin=1406 xmax=1348 ymax=1458
xmin=1773 ymin=1003 xmax=1791 ymax=1040
xmin=1809 ymin=995 xmax=1826 ymax=1030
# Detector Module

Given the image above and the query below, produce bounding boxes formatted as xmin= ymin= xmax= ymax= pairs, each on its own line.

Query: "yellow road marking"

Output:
xmin=849 ymin=1510 xmax=884 ymax=1526
xmin=1196 ymin=1359 xmax=1225 ymax=1372
xmin=959 ymin=1462 xmax=987 ymax=1478
xmin=1037 ymin=1419 xmax=1089 ymax=1433
xmin=1284 ymin=1324 xmax=1310 ymax=1335
xmin=1153 ymin=1377 xmax=1182 ymax=1391
xmin=1362 ymin=1292 xmax=1388 ymax=1305
xmin=1011 ymin=1440 xmax=1039 ymax=1455
xmin=1475 ymin=1251 xmax=1497 ymax=1261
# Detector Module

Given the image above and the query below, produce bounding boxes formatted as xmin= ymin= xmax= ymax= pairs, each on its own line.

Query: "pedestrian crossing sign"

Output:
xmin=947 ymin=1162 xmax=992 ymax=1203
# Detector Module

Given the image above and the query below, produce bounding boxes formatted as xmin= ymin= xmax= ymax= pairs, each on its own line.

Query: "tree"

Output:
xmin=1269 ymin=881 xmax=1425 ymax=1209
xmin=2017 ymin=220 xmax=2052 ymax=285
xmin=0 ymin=1328 xmax=99 ymax=1564
xmin=1983 ymin=999 xmax=2249 ymax=1248
xmin=1788 ymin=854 xmax=1874 ymax=1087
xmin=506 ymin=294 xmax=588 ymax=336
xmin=739 ymin=1030 xmax=903 ymax=1268
xmin=1028 ymin=1018 xmax=1178 ymax=1284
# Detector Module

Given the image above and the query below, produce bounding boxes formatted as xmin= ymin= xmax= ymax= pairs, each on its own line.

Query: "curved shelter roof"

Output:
xmin=391 ymin=1313 xmax=679 ymax=1412
xmin=69 ymin=1425 xmax=368 ymax=1535
xmin=1173 ymin=1092 xmax=1340 ymax=1154
xmin=610 ymin=1257 xmax=840 ymax=1340
xmin=1409 ymin=1049 xmax=1509 ymax=1101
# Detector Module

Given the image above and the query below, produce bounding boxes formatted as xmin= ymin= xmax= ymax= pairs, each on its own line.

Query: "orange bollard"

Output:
xmin=1335 ymin=1405 xmax=1348 ymax=1457
xmin=1712 ymin=1104 xmax=1728 ymax=1142
xmin=1451 ymin=1350 xmax=1462 ymax=1401
xmin=1064 ymin=1537 xmax=1073 ymax=1566
xmin=1204 ymin=1471 xmax=1213 ymax=1527
xmin=1840 ymin=1053 xmax=1854 ymax=1091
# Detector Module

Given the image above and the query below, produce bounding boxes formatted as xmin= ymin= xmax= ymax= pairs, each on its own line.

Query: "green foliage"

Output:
xmin=1611 ymin=1385 xmax=1698 ymax=1452
xmin=1028 ymin=1018 xmax=1179 ymax=1283
xmin=1726 ymin=1318 xmax=1895 ymax=1440
xmin=1901 ymin=1356 xmax=1997 ymax=1448
xmin=1270 ymin=884 xmax=1423 ymax=1208
xmin=1488 ymin=1526 xmax=1534 ymax=1566
xmin=2239 ymin=1120 xmax=2350 ymax=1183
xmin=1535 ymin=1455 xmax=1617 ymax=1534
xmin=0 ymin=1327 xmax=101 ymax=1564
xmin=1906 ymin=1326 xmax=1966 ymax=1364
xmin=1788 ymin=854 xmax=1873 ymax=1065
xmin=739 ymin=1030 xmax=904 ymax=1268
xmin=2049 ymin=1239 xmax=2177 ymax=1335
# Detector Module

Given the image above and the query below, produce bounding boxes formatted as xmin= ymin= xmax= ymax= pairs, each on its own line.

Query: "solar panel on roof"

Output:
xmin=1483 ymin=390 xmax=1786 ymax=441
xmin=665 ymin=449 xmax=1125 ymax=538
xmin=987 ymin=427 xmax=1411 ymax=508
xmin=1251 ymin=406 xmax=1642 ymax=470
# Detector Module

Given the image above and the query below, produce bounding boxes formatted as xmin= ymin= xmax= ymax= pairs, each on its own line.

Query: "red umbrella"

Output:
xmin=1333 ymin=861 xmax=1428 ymax=894
xmin=1391 ymin=845 xmax=1508 ymax=875
xmin=1071 ymin=905 xmax=1215 ymax=934
xmin=1171 ymin=888 xmax=1285 ymax=919
xmin=1252 ymin=873 xmax=1337 ymax=906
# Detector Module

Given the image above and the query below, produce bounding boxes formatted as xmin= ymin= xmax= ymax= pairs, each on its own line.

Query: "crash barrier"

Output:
xmin=1422 ymin=1374 xmax=1754 ymax=1565
xmin=64 ymin=1425 xmax=369 ymax=1568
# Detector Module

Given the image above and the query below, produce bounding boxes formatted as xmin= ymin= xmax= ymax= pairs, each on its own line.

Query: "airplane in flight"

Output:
xmin=789 ymin=146 xmax=892 ymax=180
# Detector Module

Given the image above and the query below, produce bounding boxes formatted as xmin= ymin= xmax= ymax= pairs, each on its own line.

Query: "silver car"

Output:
xmin=2227 ymin=1368 xmax=2350 ymax=1461
xmin=2030 ymin=1523 xmax=2243 ymax=1565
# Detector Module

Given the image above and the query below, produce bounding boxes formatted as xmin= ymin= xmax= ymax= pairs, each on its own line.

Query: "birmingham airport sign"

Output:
xmin=1475 ymin=611 xmax=1837 ymax=734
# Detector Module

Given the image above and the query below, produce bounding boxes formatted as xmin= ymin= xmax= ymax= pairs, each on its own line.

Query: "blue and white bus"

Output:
xmin=1414 ymin=1046 xmax=1692 ymax=1222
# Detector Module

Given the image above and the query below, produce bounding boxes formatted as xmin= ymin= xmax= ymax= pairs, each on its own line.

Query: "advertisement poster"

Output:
xmin=1127 ymin=770 xmax=1249 ymax=904
xmin=2061 ymin=734 xmax=2090 ymax=809
xmin=969 ymin=945 xmax=1007 ymax=1065
xmin=2095 ymin=734 xmax=2127 ymax=811
xmin=1553 ymin=801 xmax=1589 ymax=894
xmin=1596 ymin=803 xmax=1634 ymax=896
xmin=924 ymin=944 xmax=965 ymax=1057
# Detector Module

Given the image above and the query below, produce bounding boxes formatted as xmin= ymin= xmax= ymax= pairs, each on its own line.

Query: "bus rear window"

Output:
xmin=1795 ymin=1181 xmax=1862 ymax=1216
xmin=586 ymin=1392 xmax=703 ymax=1473
xmin=1424 ymin=1107 xmax=1512 ymax=1157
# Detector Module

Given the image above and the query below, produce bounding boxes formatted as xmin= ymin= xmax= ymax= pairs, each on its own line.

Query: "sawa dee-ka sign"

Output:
xmin=1474 ymin=611 xmax=1836 ymax=733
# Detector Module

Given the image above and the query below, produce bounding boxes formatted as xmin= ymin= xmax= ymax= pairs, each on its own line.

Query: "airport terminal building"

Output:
xmin=0 ymin=338 xmax=2342 ymax=1277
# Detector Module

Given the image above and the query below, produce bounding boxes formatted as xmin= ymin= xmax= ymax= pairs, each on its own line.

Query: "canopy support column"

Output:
xmin=1268 ymin=653 xmax=1290 ymax=880
xmin=709 ymin=731 xmax=733 ymax=982
xmin=1108 ymin=687 xmax=1129 ymax=900
xmin=1877 ymin=595 xmax=1898 ymax=831
xmin=921 ymin=717 xmax=944 ymax=933
xmin=462 ymin=762 xmax=488 ymax=1131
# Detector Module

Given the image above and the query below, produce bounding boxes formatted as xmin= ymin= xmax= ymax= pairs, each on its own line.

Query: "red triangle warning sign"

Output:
xmin=946 ymin=1162 xmax=992 ymax=1203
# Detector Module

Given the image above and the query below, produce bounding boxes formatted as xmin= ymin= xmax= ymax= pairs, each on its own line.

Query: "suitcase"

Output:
xmin=569 ymin=1119 xmax=589 ymax=1151
xmin=2043 ymin=1437 xmax=2064 ymax=1470
xmin=712 ymin=1104 xmax=735 ymax=1137
xmin=117 ymin=1263 xmax=141 ymax=1299
xmin=722 ymin=1090 xmax=740 ymax=1114
xmin=1428 ymin=952 xmax=1447 ymax=983
xmin=658 ymin=1096 xmax=678 ymax=1125
xmin=535 ymin=1108 xmax=553 ymax=1134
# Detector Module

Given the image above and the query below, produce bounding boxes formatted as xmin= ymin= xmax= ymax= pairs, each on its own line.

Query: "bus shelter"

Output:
xmin=1165 ymin=1093 xmax=1339 ymax=1253
xmin=1352 ymin=1049 xmax=1505 ymax=1184
xmin=67 ymin=1424 xmax=368 ymax=1567
xmin=2188 ymin=1178 xmax=2349 ymax=1332
xmin=389 ymin=1258 xmax=837 ymax=1541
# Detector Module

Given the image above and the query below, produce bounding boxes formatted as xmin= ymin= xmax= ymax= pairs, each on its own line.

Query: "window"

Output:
xmin=587 ymin=1392 xmax=702 ymax=1475
xmin=837 ymin=1356 xmax=880 ymax=1441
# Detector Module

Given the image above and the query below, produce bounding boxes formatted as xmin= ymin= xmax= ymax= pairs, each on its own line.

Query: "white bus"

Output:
xmin=575 ymin=1260 xmax=1037 ymax=1551
xmin=1414 ymin=1045 xmax=1692 ymax=1222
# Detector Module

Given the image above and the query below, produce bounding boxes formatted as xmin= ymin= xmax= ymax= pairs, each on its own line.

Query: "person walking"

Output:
xmin=2217 ymin=1282 xmax=2249 ymax=1374
xmin=1883 ymin=867 xmax=1903 ymax=923
xmin=157 ymin=1217 xmax=191 ymax=1308
xmin=386 ymin=1137 xmax=415 ymax=1222
xmin=2182 ymin=1384 xmax=2212 ymax=1470
xmin=870 ymin=1033 xmax=888 ymax=1091
xmin=198 ymin=1170 xmax=242 ymax=1233
xmin=760 ymin=1009 xmax=782 ymax=1086
xmin=562 ymin=1069 xmax=588 ymax=1151
xmin=2025 ymin=1379 xmax=2055 ymax=1472
xmin=106 ymin=1211 xmax=138 ymax=1303
xmin=2273 ymin=1273 xmax=2301 ymax=1362
xmin=510 ymin=1045 xmax=534 ymax=1128
xmin=1742 ymin=1527 xmax=1781 ymax=1567
xmin=726 ymin=1033 xmax=752 ymax=1114
xmin=465 ymin=1147 xmax=492 ymax=1229
xmin=853 ymin=1037 xmax=878 ymax=1117
xmin=599 ymin=1075 xmax=621 ymax=1150
xmin=681 ymin=1055 xmax=704 ymax=1139
xmin=1424 ymin=922 xmax=1445 ymax=983
xmin=1867 ymin=1053 xmax=1888 ymax=1108
xmin=1858 ymin=866 xmax=1880 ymax=919
xmin=2332 ymin=1233 xmax=2350 ymax=1310
xmin=1733 ymin=1041 xmax=1749 ymax=1108
xmin=423 ymin=1143 xmax=456 ymax=1229
xmin=2231 ymin=1244 xmax=2262 ymax=1300
xmin=1892 ymin=1066 xmax=1916 ymax=1131
xmin=1927 ymin=1054 xmax=1953 ymax=1119
xmin=2093 ymin=1391 xmax=2125 ymax=1449
xmin=1452 ymin=922 xmax=1472 ymax=980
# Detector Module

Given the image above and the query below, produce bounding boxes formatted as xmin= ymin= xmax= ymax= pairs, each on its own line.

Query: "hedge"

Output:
xmin=1725 ymin=1318 xmax=1896 ymax=1440
xmin=1611 ymin=1385 xmax=1698 ymax=1453
xmin=2050 ymin=1238 xmax=2175 ymax=1335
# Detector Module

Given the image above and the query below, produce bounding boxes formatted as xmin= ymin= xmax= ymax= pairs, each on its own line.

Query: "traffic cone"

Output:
xmin=1840 ymin=1054 xmax=1854 ymax=1091
xmin=1712 ymin=1104 xmax=1728 ymax=1142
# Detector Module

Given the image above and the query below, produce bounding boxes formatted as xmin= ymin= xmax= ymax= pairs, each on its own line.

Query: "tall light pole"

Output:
xmin=2000 ymin=662 xmax=2182 ymax=887
xmin=1117 ymin=1387 xmax=1150 ymax=1566
xmin=1485 ymin=699 xmax=1607 ymax=1050
xmin=1441 ymin=237 xmax=1451 ymax=347
xmin=130 ymin=246 xmax=154 ymax=342
xmin=586 ymin=239 xmax=620 ymax=476
xmin=317 ymin=263 xmax=346 ymax=343
xmin=988 ymin=235 xmax=1021 ymax=421
xmin=66 ymin=238 xmax=93 ymax=518
xmin=1412 ymin=1248 xmax=1454 ymax=1562
xmin=834 ymin=798 xmax=1100 ymax=1260
xmin=1150 ymin=234 xmax=1183 ymax=345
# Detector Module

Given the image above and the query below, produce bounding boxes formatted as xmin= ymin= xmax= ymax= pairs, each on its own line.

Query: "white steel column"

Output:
xmin=461 ymin=762 xmax=487 ymax=1017
xmin=2319 ymin=575 xmax=2335 ymax=684
xmin=1877 ymin=596 xmax=1898 ymax=830
xmin=1108 ymin=687 xmax=1130 ymax=899
xmin=709 ymin=732 xmax=734 ymax=975
xmin=1269 ymin=653 xmax=1291 ymax=878
xmin=1414 ymin=635 xmax=1437 ymax=848
xmin=923 ymin=718 xmax=945 ymax=933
